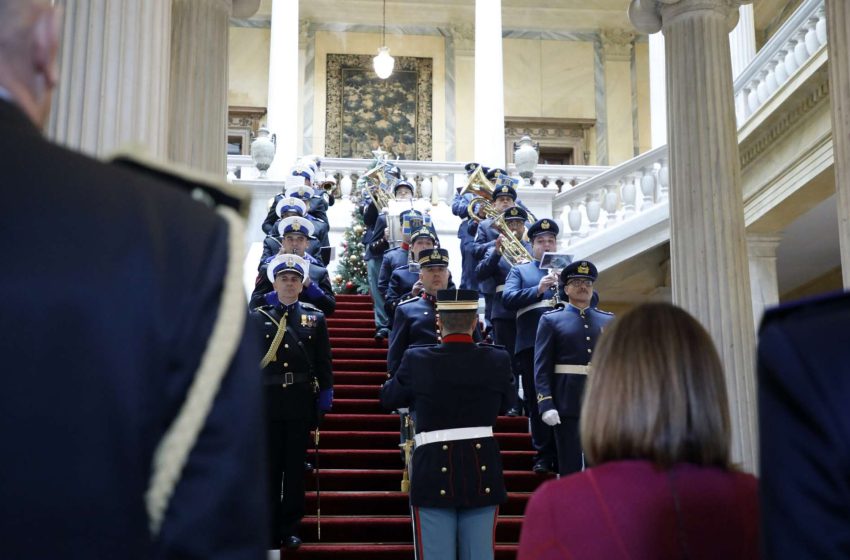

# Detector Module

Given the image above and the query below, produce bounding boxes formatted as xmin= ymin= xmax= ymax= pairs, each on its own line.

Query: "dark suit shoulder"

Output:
xmin=759 ymin=291 xmax=850 ymax=332
xmin=475 ymin=342 xmax=507 ymax=351
xmin=398 ymin=296 xmax=419 ymax=307
xmin=300 ymin=302 xmax=324 ymax=314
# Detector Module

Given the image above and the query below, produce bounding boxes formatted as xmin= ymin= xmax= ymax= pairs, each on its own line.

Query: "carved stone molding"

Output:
xmin=629 ymin=0 xmax=747 ymax=35
xmin=299 ymin=19 xmax=312 ymax=49
xmin=739 ymin=68 xmax=830 ymax=169
xmin=600 ymin=28 xmax=635 ymax=62
xmin=504 ymin=117 xmax=595 ymax=165
xmin=448 ymin=24 xmax=475 ymax=56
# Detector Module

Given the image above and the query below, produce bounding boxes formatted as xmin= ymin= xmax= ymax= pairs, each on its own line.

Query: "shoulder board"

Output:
xmin=109 ymin=150 xmax=250 ymax=218
xmin=398 ymin=296 xmax=419 ymax=306
xmin=542 ymin=307 xmax=564 ymax=316
xmin=592 ymin=308 xmax=614 ymax=316
xmin=255 ymin=307 xmax=279 ymax=324
xmin=476 ymin=342 xmax=507 ymax=350
xmin=392 ymin=264 xmax=410 ymax=273
xmin=383 ymin=246 xmax=400 ymax=255
xmin=300 ymin=302 xmax=324 ymax=314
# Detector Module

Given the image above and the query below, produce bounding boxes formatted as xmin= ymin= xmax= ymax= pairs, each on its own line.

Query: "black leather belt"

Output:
xmin=265 ymin=371 xmax=312 ymax=387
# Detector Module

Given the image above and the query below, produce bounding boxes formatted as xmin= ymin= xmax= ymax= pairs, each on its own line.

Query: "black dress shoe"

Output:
xmin=283 ymin=536 xmax=302 ymax=549
xmin=505 ymin=407 xmax=520 ymax=417
xmin=304 ymin=461 xmax=313 ymax=471
xmin=532 ymin=458 xmax=553 ymax=474
xmin=374 ymin=328 xmax=389 ymax=340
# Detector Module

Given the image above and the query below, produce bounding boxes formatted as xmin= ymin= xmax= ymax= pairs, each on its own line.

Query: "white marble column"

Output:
xmin=747 ymin=234 xmax=782 ymax=327
xmin=600 ymin=29 xmax=636 ymax=164
xmin=265 ymin=0 xmax=300 ymax=178
xmin=168 ymin=0 xmax=232 ymax=175
xmin=631 ymin=0 xmax=758 ymax=472
xmin=826 ymin=0 xmax=850 ymax=288
xmin=474 ymin=0 xmax=506 ymax=168
xmin=47 ymin=0 xmax=171 ymax=159
xmin=729 ymin=4 xmax=757 ymax=79
xmin=648 ymin=33 xmax=667 ymax=148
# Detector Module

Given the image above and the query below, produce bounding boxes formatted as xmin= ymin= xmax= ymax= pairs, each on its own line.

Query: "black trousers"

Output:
xmin=492 ymin=318 xmax=520 ymax=401
xmin=266 ymin=417 xmax=312 ymax=546
xmin=516 ymin=349 xmax=556 ymax=465
xmin=553 ymin=415 xmax=583 ymax=475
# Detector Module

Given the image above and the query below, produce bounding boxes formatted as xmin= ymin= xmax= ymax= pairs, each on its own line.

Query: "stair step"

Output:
xmin=281 ymin=543 xmax=518 ymax=560
xmin=327 ymin=318 xmax=377 ymax=328
xmin=296 ymin=515 xmax=523 ymax=543
xmin=333 ymin=302 xmax=375 ymax=311
xmin=331 ymin=398 xmax=386 ymax=414
xmin=319 ymin=431 xmax=532 ymax=451
xmin=328 ymin=327 xmax=377 ymax=338
xmin=331 ymin=384 xmax=381 ymax=399
xmin=331 ymin=372 xmax=388 ymax=385
xmin=332 ymin=347 xmax=389 ymax=359
xmin=330 ymin=310 xmax=378 ymax=320
xmin=332 ymin=359 xmax=387 ymax=372
xmin=321 ymin=413 xmax=530 ymax=433
xmin=330 ymin=337 xmax=388 ymax=348
xmin=334 ymin=294 xmax=372 ymax=303
xmin=304 ymin=491 xmax=531 ymax=517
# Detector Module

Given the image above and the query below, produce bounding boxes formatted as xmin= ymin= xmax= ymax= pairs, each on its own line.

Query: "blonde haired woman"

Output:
xmin=518 ymin=302 xmax=759 ymax=560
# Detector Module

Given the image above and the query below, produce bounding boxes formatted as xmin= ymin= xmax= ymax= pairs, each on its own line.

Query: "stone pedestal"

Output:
xmin=747 ymin=234 xmax=782 ymax=327
xmin=826 ymin=0 xmax=850 ymax=288
xmin=601 ymin=29 xmax=636 ymax=164
xmin=265 ymin=0 xmax=300 ymax=178
xmin=168 ymin=0 xmax=232 ymax=175
xmin=474 ymin=0 xmax=506 ymax=168
xmin=631 ymin=0 xmax=758 ymax=472
xmin=47 ymin=0 xmax=172 ymax=159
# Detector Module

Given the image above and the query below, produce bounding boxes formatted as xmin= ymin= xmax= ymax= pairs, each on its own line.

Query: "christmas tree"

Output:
xmin=333 ymin=188 xmax=370 ymax=294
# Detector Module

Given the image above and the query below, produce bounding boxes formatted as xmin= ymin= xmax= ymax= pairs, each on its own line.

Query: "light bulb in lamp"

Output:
xmin=373 ymin=46 xmax=395 ymax=79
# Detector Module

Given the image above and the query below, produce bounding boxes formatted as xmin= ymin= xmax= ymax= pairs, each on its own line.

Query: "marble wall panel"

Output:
xmin=503 ymin=38 xmax=543 ymax=116
xmin=455 ymin=55 xmax=476 ymax=162
xmin=541 ymin=41 xmax=595 ymax=119
xmin=228 ymin=26 xmax=270 ymax=108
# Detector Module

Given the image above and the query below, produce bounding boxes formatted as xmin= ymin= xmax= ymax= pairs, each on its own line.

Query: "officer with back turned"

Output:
xmin=380 ymin=288 xmax=514 ymax=560
xmin=251 ymin=254 xmax=334 ymax=550
xmin=534 ymin=260 xmax=614 ymax=476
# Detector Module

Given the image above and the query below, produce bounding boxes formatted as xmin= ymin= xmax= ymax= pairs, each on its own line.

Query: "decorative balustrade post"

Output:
xmin=585 ymin=192 xmax=602 ymax=231
xmin=773 ymin=49 xmax=789 ymax=83
xmin=340 ymin=172 xmax=353 ymax=199
xmin=640 ymin=166 xmax=657 ymax=207
xmin=603 ymin=187 xmax=619 ymax=227
xmin=658 ymin=158 xmax=670 ymax=202
xmin=567 ymin=203 xmax=583 ymax=243
xmin=631 ymin=0 xmax=759 ymax=472
xmin=420 ymin=174 xmax=434 ymax=202
xmin=784 ymin=36 xmax=800 ymax=75
xmin=620 ymin=177 xmax=637 ymax=218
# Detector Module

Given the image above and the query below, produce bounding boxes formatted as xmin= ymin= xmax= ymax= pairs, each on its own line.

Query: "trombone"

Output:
xmin=362 ymin=164 xmax=394 ymax=211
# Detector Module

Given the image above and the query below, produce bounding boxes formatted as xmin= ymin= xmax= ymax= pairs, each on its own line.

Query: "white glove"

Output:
xmin=541 ymin=410 xmax=561 ymax=426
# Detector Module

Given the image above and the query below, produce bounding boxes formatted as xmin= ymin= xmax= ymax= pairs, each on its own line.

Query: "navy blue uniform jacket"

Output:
xmin=380 ymin=341 xmax=513 ymax=508
xmin=0 ymin=99 xmax=267 ymax=558
xmin=379 ymin=245 xmax=409 ymax=295
xmin=534 ymin=305 xmax=614 ymax=417
xmin=249 ymin=254 xmax=336 ymax=315
xmin=758 ymin=291 xmax=850 ymax=559
xmin=502 ymin=260 xmax=565 ymax=354
xmin=475 ymin=244 xmax=531 ymax=321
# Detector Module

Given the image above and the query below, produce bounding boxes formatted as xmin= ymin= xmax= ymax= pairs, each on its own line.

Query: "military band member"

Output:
xmin=380 ymin=289 xmax=514 ymax=560
xmin=260 ymin=195 xmax=308 ymax=262
xmin=502 ymin=218 xmax=564 ymax=474
xmin=534 ymin=260 xmax=614 ymax=475
xmin=452 ymin=162 xmax=488 ymax=290
xmin=363 ymin=191 xmax=392 ymax=340
xmin=250 ymin=216 xmax=336 ymax=315
xmin=387 ymin=248 xmax=452 ymax=376
xmin=384 ymin=227 xmax=438 ymax=320
xmin=475 ymin=206 xmax=532 ymax=416
xmin=279 ymin=180 xmax=331 ymax=262
xmin=251 ymin=255 xmax=333 ymax=550
xmin=377 ymin=208 xmax=425 ymax=298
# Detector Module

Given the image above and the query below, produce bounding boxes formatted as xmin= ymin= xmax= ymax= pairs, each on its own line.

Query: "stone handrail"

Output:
xmin=733 ymin=0 xmax=826 ymax=124
xmin=228 ymin=154 xmax=608 ymax=204
xmin=551 ymin=146 xmax=669 ymax=244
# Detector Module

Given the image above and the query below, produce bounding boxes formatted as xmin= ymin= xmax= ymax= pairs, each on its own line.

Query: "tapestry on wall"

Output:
xmin=325 ymin=54 xmax=432 ymax=160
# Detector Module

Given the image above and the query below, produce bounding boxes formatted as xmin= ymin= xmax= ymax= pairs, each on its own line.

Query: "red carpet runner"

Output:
xmin=287 ymin=294 xmax=549 ymax=559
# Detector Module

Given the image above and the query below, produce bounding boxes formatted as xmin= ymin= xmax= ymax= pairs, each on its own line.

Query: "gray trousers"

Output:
xmin=412 ymin=505 xmax=498 ymax=560
xmin=366 ymin=257 xmax=388 ymax=329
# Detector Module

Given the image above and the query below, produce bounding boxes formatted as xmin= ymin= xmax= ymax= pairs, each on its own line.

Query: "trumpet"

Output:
xmin=466 ymin=196 xmax=532 ymax=266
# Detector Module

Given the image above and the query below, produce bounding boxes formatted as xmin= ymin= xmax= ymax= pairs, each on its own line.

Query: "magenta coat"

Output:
xmin=518 ymin=460 xmax=759 ymax=560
